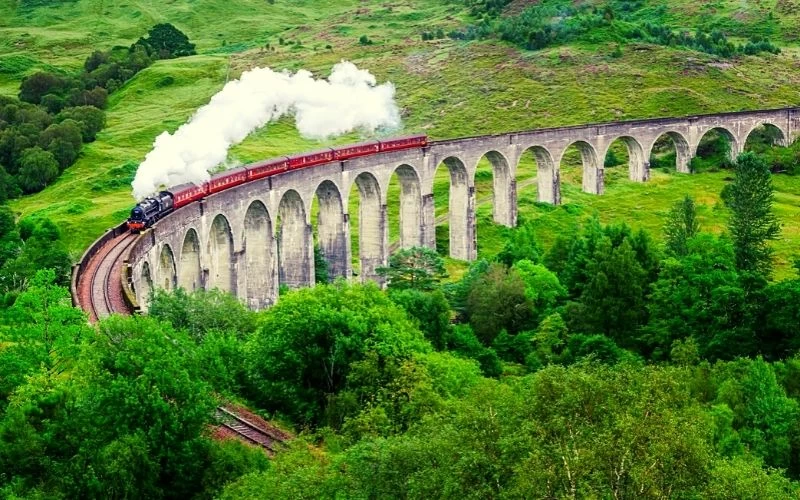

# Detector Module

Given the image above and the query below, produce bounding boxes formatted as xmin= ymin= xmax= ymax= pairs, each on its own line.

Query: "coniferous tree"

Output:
xmin=727 ymin=152 xmax=780 ymax=276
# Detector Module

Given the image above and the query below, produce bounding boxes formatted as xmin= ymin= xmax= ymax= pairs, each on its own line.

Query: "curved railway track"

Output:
xmin=78 ymin=232 xmax=137 ymax=322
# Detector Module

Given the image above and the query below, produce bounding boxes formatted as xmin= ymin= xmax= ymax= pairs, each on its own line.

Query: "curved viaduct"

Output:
xmin=127 ymin=107 xmax=800 ymax=310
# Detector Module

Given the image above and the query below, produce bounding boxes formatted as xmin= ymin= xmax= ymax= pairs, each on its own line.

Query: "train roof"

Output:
xmin=171 ymin=182 xmax=205 ymax=194
xmin=286 ymin=148 xmax=335 ymax=160
xmin=209 ymin=166 xmax=248 ymax=181
xmin=381 ymin=133 xmax=427 ymax=141
xmin=337 ymin=140 xmax=380 ymax=148
xmin=246 ymin=156 xmax=289 ymax=168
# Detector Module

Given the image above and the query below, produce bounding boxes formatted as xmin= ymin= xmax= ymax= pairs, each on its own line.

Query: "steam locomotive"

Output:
xmin=127 ymin=134 xmax=428 ymax=233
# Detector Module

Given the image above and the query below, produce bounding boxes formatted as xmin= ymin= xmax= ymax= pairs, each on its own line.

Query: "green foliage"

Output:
xmin=239 ymin=364 xmax=767 ymax=498
xmin=512 ymin=259 xmax=565 ymax=321
xmin=16 ymin=146 xmax=58 ymax=193
xmin=727 ymin=152 xmax=781 ymax=277
xmin=199 ymin=440 xmax=270 ymax=499
xmin=462 ymin=0 xmax=781 ymax=58
xmin=0 ymin=315 xmax=218 ymax=498
xmin=664 ymin=194 xmax=700 ymax=256
xmin=377 ymin=246 xmax=447 ymax=291
xmin=245 ymin=282 xmax=430 ymax=426
xmin=389 ymin=288 xmax=451 ymax=350
xmin=759 ymin=279 xmax=800 ymax=359
xmin=447 ymin=324 xmax=503 ymax=377
xmin=443 ymin=258 xmax=489 ymax=320
xmin=495 ymin=221 xmax=541 ymax=266
xmin=134 ymin=23 xmax=197 ymax=59
xmin=56 ymin=105 xmax=106 ymax=142
xmin=644 ymin=234 xmax=753 ymax=360
xmin=711 ymin=359 xmax=800 ymax=471
xmin=148 ymin=287 xmax=259 ymax=341
xmin=313 ymin=244 xmax=330 ymax=284
xmin=0 ymin=215 xmax=70 ymax=296
xmin=0 ymin=269 xmax=90 ymax=405
xmin=466 ymin=262 xmax=534 ymax=344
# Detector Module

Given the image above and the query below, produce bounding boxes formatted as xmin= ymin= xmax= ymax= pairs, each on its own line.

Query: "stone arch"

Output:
xmin=278 ymin=189 xmax=312 ymax=289
xmin=743 ymin=122 xmax=789 ymax=150
xmin=157 ymin=244 xmax=177 ymax=291
xmin=647 ymin=131 xmax=692 ymax=173
xmin=207 ymin=213 xmax=235 ymax=293
xmin=138 ymin=261 xmax=153 ymax=308
xmin=390 ymin=164 xmax=423 ymax=249
xmin=435 ymin=156 xmax=473 ymax=260
xmin=243 ymin=201 xmax=277 ymax=309
xmin=314 ymin=180 xmax=348 ymax=281
xmin=559 ymin=141 xmax=602 ymax=195
xmin=520 ymin=145 xmax=559 ymax=204
xmin=695 ymin=126 xmax=739 ymax=161
xmin=479 ymin=150 xmax=515 ymax=227
xmin=179 ymin=228 xmax=202 ymax=291
xmin=605 ymin=136 xmax=648 ymax=182
xmin=351 ymin=172 xmax=386 ymax=282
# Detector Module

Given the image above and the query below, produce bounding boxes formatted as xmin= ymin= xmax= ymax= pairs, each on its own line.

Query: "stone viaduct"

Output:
xmin=128 ymin=107 xmax=800 ymax=310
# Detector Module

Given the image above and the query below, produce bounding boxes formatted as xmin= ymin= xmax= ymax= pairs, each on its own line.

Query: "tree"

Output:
xmin=727 ymin=152 xmax=780 ymax=276
xmin=644 ymin=234 xmax=754 ymax=360
xmin=574 ymin=238 xmax=647 ymax=344
xmin=377 ymin=246 xmax=447 ymax=291
xmin=39 ymin=119 xmax=82 ymax=169
xmin=245 ymin=282 xmax=430 ymax=425
xmin=148 ymin=287 xmax=258 ymax=341
xmin=0 ymin=269 xmax=90 ymax=402
xmin=18 ymin=72 xmax=69 ymax=104
xmin=134 ymin=23 xmax=196 ymax=59
xmin=0 ymin=165 xmax=18 ymax=202
xmin=512 ymin=259 xmax=565 ymax=321
xmin=466 ymin=263 xmax=533 ymax=344
xmin=16 ymin=147 xmax=59 ymax=193
xmin=496 ymin=221 xmax=541 ymax=266
xmin=57 ymin=106 xmax=105 ymax=142
xmin=314 ymin=244 xmax=330 ymax=284
xmin=664 ymin=194 xmax=700 ymax=256
xmin=389 ymin=288 xmax=451 ymax=350
xmin=759 ymin=279 xmax=800 ymax=359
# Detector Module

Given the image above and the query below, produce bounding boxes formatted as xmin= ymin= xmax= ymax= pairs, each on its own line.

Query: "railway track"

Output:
xmin=78 ymin=231 xmax=137 ymax=322
xmin=215 ymin=406 xmax=288 ymax=454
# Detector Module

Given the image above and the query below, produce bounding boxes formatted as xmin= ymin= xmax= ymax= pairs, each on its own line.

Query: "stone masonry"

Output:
xmin=129 ymin=107 xmax=800 ymax=310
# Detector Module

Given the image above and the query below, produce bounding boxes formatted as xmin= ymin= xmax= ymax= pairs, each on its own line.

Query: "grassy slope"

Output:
xmin=2 ymin=0 xmax=800 ymax=276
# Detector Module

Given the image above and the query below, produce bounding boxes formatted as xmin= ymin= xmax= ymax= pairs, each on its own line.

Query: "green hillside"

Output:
xmin=2 ymin=0 xmax=800 ymax=275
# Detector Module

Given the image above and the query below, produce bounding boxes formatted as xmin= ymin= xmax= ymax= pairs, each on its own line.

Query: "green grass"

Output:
xmin=2 ymin=0 xmax=799 ymax=272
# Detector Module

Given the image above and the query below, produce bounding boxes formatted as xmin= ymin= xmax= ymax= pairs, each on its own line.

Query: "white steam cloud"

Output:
xmin=131 ymin=61 xmax=401 ymax=200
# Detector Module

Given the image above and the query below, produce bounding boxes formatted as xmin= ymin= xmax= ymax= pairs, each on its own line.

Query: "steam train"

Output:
xmin=126 ymin=134 xmax=428 ymax=232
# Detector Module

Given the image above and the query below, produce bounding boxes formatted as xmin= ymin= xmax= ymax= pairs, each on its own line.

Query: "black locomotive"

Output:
xmin=127 ymin=191 xmax=174 ymax=233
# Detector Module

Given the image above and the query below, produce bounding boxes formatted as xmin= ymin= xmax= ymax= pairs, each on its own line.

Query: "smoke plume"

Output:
xmin=131 ymin=61 xmax=401 ymax=200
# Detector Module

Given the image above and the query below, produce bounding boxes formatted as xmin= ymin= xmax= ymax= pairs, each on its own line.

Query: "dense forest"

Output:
xmin=2 ymin=145 xmax=800 ymax=497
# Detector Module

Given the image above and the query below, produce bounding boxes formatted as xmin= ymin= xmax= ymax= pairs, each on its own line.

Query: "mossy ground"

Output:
xmin=2 ymin=0 xmax=799 ymax=277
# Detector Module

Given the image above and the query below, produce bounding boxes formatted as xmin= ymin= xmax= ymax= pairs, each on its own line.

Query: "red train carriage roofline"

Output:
xmin=287 ymin=148 xmax=335 ymax=169
xmin=245 ymin=156 xmax=290 ymax=181
xmin=333 ymin=140 xmax=380 ymax=160
xmin=378 ymin=134 xmax=428 ymax=152
xmin=171 ymin=182 xmax=208 ymax=209
xmin=208 ymin=166 xmax=248 ymax=194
